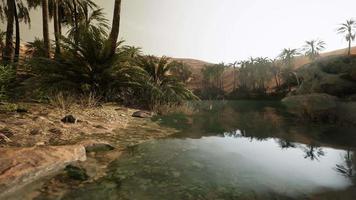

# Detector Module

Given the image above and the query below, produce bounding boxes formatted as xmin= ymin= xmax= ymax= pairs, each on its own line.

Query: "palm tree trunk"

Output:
xmin=348 ymin=39 xmax=351 ymax=56
xmin=3 ymin=0 xmax=15 ymax=63
xmin=42 ymin=0 xmax=51 ymax=58
xmin=72 ymin=0 xmax=79 ymax=44
xmin=14 ymin=1 xmax=20 ymax=64
xmin=53 ymin=0 xmax=61 ymax=55
xmin=109 ymin=0 xmax=122 ymax=56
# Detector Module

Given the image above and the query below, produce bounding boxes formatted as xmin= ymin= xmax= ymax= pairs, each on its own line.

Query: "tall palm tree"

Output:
xmin=2 ymin=0 xmax=15 ymax=63
xmin=337 ymin=19 xmax=356 ymax=56
xmin=303 ymin=39 xmax=326 ymax=61
xmin=42 ymin=0 xmax=50 ymax=58
xmin=14 ymin=0 xmax=30 ymax=63
xmin=109 ymin=0 xmax=121 ymax=57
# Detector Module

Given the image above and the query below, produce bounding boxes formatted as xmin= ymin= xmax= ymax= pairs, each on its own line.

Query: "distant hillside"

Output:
xmin=175 ymin=46 xmax=356 ymax=93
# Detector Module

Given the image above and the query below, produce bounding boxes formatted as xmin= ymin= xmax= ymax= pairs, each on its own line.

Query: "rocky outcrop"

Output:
xmin=282 ymin=93 xmax=338 ymax=122
xmin=295 ymin=56 xmax=356 ymax=97
xmin=0 ymin=145 xmax=86 ymax=198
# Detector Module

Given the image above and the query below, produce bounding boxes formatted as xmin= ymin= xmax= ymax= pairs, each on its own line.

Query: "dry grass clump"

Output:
xmin=48 ymin=92 xmax=102 ymax=110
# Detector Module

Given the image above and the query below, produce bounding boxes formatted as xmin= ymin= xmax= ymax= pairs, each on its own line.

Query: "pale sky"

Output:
xmin=1 ymin=0 xmax=356 ymax=63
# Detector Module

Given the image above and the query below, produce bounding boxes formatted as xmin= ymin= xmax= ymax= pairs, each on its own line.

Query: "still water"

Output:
xmin=63 ymin=101 xmax=356 ymax=200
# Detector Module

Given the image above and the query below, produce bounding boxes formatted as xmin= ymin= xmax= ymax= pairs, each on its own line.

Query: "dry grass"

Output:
xmin=79 ymin=92 xmax=102 ymax=108
xmin=48 ymin=92 xmax=76 ymax=110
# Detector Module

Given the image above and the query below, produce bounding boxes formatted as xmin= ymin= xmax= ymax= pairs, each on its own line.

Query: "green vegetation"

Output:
xmin=0 ymin=65 xmax=15 ymax=100
xmin=0 ymin=0 xmax=197 ymax=110
xmin=1 ymin=0 xmax=356 ymax=111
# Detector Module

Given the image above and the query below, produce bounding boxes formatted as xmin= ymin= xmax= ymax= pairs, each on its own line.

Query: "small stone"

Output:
xmin=132 ymin=111 xmax=153 ymax=118
xmin=30 ymin=128 xmax=42 ymax=136
xmin=61 ymin=115 xmax=77 ymax=124
xmin=35 ymin=142 xmax=45 ymax=146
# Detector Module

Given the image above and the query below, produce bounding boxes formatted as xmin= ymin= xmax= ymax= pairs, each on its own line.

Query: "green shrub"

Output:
xmin=134 ymin=56 xmax=198 ymax=108
xmin=0 ymin=65 xmax=16 ymax=101
xmin=25 ymin=22 xmax=146 ymax=102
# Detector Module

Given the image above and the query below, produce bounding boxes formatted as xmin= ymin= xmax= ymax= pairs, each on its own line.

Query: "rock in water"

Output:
xmin=132 ymin=111 xmax=153 ymax=118
xmin=61 ymin=115 xmax=77 ymax=123
xmin=0 ymin=145 xmax=86 ymax=198
xmin=65 ymin=165 xmax=89 ymax=181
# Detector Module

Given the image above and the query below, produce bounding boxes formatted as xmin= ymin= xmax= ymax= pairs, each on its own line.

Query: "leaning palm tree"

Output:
xmin=109 ymin=0 xmax=121 ymax=57
xmin=303 ymin=39 xmax=326 ymax=61
xmin=337 ymin=19 xmax=356 ymax=56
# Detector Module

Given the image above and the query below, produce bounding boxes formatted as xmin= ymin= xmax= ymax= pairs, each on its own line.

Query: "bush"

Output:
xmin=0 ymin=65 xmax=16 ymax=101
xmin=134 ymin=56 xmax=198 ymax=109
xmin=25 ymin=24 xmax=146 ymax=102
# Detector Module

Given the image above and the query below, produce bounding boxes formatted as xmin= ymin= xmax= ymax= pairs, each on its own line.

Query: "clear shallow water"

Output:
xmin=62 ymin=101 xmax=356 ymax=200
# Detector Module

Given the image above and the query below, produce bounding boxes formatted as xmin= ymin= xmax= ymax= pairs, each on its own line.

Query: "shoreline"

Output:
xmin=0 ymin=102 xmax=179 ymax=199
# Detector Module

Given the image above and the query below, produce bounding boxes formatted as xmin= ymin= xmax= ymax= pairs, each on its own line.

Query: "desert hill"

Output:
xmin=176 ymin=46 xmax=356 ymax=93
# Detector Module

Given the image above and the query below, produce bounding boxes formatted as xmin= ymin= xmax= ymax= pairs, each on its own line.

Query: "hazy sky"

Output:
xmin=2 ymin=0 xmax=356 ymax=63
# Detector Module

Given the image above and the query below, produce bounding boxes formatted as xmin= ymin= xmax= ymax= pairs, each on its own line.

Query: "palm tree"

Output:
xmin=229 ymin=61 xmax=238 ymax=90
xmin=42 ymin=0 xmax=50 ymax=58
xmin=279 ymin=48 xmax=299 ymax=68
xmin=2 ymin=0 xmax=15 ymax=63
xmin=337 ymin=19 xmax=356 ymax=56
xmin=303 ymin=39 xmax=326 ymax=61
xmin=109 ymin=0 xmax=121 ymax=57
xmin=135 ymin=56 xmax=198 ymax=108
xmin=14 ymin=0 xmax=30 ymax=63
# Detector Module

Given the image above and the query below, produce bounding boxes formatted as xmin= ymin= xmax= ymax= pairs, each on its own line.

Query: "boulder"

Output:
xmin=132 ymin=111 xmax=153 ymax=118
xmin=0 ymin=145 xmax=86 ymax=198
xmin=61 ymin=115 xmax=77 ymax=124
xmin=282 ymin=93 xmax=338 ymax=122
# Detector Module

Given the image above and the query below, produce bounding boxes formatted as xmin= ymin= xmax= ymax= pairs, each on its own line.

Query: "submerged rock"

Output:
xmin=61 ymin=115 xmax=77 ymax=124
xmin=0 ymin=145 xmax=86 ymax=198
xmin=132 ymin=111 xmax=153 ymax=118
xmin=65 ymin=165 xmax=89 ymax=181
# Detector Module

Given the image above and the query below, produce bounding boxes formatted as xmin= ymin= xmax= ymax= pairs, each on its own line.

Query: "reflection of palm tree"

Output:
xmin=278 ymin=139 xmax=296 ymax=149
xmin=302 ymin=145 xmax=325 ymax=161
xmin=335 ymin=150 xmax=354 ymax=178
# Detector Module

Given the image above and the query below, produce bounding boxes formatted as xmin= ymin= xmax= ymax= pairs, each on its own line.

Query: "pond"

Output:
xmin=62 ymin=101 xmax=356 ymax=199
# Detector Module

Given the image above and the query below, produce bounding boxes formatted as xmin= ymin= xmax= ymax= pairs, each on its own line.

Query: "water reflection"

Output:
xmin=335 ymin=150 xmax=355 ymax=178
xmin=59 ymin=101 xmax=356 ymax=200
